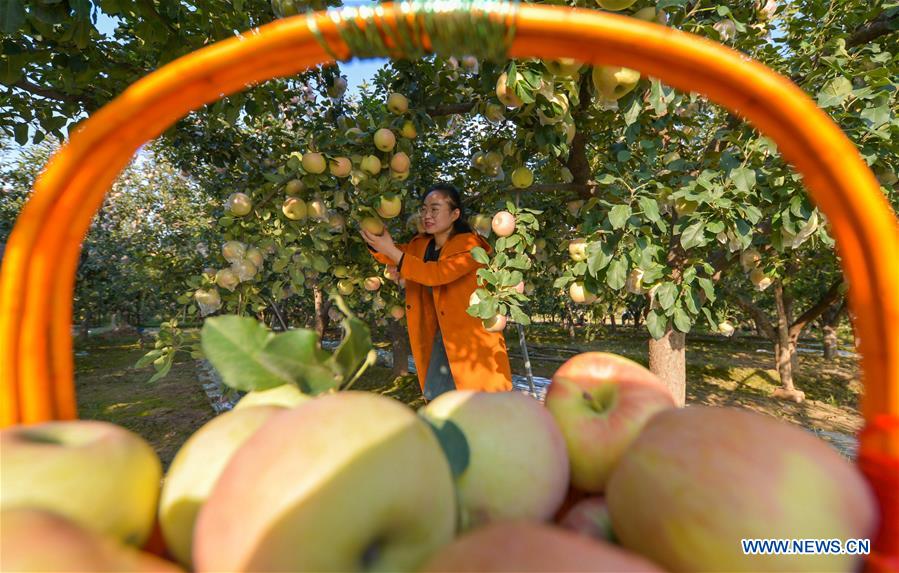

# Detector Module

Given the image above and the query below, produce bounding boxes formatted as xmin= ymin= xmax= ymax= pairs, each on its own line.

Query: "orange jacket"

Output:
xmin=371 ymin=232 xmax=513 ymax=393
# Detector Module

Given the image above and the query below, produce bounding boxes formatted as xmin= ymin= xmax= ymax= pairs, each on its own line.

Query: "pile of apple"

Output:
xmin=1 ymin=351 xmax=877 ymax=572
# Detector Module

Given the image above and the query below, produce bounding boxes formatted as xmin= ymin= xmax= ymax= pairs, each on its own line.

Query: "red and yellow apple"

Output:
xmin=544 ymin=352 xmax=676 ymax=492
xmin=1 ymin=508 xmax=183 ymax=573
xmin=559 ymin=496 xmax=615 ymax=543
xmin=606 ymin=406 xmax=877 ymax=572
xmin=282 ymin=197 xmax=307 ymax=221
xmin=226 ymin=192 xmax=252 ymax=217
xmin=376 ymin=194 xmax=402 ymax=219
xmin=329 ymin=156 xmax=352 ymax=178
xmin=420 ymin=521 xmax=664 ymax=572
xmin=301 ymin=151 xmax=326 ymax=174
xmin=386 ymin=92 xmax=408 ymax=114
xmin=491 ymin=211 xmax=515 ymax=237
xmin=373 ymin=128 xmax=396 ymax=152
xmin=193 ymin=392 xmax=456 ymax=572
xmin=482 ymin=313 xmax=507 ymax=332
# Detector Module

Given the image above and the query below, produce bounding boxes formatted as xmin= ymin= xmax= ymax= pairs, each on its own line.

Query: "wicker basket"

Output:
xmin=1 ymin=2 xmax=896 ymax=569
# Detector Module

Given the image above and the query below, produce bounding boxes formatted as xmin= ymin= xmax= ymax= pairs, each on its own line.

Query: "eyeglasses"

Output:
xmin=418 ymin=206 xmax=446 ymax=217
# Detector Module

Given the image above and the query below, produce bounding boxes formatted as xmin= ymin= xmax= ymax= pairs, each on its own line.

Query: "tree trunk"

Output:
xmin=388 ymin=320 xmax=411 ymax=377
xmin=648 ymin=326 xmax=686 ymax=407
xmin=773 ymin=280 xmax=805 ymax=402
xmin=79 ymin=311 xmax=91 ymax=339
xmin=567 ymin=308 xmax=576 ymax=339
xmin=313 ymin=285 xmax=331 ymax=339
xmin=821 ymin=298 xmax=845 ymax=360
xmin=609 ymin=311 xmax=616 ymax=329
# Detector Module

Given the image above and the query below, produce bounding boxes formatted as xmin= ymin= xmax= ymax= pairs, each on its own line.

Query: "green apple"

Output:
xmin=496 ymin=72 xmax=523 ymax=108
xmin=214 ymin=268 xmax=239 ymax=291
xmin=420 ymin=391 xmax=569 ymax=531
xmin=545 ymin=352 xmax=676 ymax=493
xmin=360 ymin=216 xmax=385 ymax=236
xmin=568 ymin=238 xmax=588 ymax=262
xmin=284 ymin=178 xmax=304 ymax=195
xmin=0 ymin=420 xmax=161 ymax=546
xmin=511 ymin=166 xmax=534 ymax=188
xmin=159 ymin=406 xmax=284 ymax=568
xmin=360 ymin=154 xmax=382 ymax=175
xmin=596 ymin=0 xmax=637 ymax=10
xmin=373 ymin=128 xmax=396 ymax=152
xmin=307 ymin=198 xmax=328 ymax=221
xmin=400 ymin=120 xmax=417 ymax=139
xmin=281 ymin=197 xmax=307 ymax=220
xmin=226 ymin=192 xmax=252 ymax=217
xmin=376 ymin=194 xmax=403 ymax=219
xmin=192 ymin=392 xmax=456 ymax=572
xmin=337 ymin=279 xmax=355 ymax=295
xmin=1 ymin=508 xmax=183 ymax=573
xmin=233 ymin=384 xmax=310 ymax=411
xmin=301 ymin=152 xmax=326 ymax=174
xmin=592 ymin=65 xmax=641 ymax=101
xmin=545 ymin=58 xmax=583 ymax=77
xmin=569 ymin=281 xmax=597 ymax=304
xmin=386 ymin=92 xmax=408 ymax=114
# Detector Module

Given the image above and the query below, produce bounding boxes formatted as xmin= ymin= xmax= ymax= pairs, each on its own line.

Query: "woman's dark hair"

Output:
xmin=423 ymin=183 xmax=473 ymax=235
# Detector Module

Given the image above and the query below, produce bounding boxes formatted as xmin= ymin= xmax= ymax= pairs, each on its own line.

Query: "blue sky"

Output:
xmin=93 ymin=2 xmax=388 ymax=94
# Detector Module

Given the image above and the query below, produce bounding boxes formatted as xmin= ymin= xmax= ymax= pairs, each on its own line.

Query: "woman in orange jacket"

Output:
xmin=362 ymin=183 xmax=513 ymax=400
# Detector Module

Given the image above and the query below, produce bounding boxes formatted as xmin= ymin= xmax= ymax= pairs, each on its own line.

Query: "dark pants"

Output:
xmin=423 ymin=329 xmax=455 ymax=401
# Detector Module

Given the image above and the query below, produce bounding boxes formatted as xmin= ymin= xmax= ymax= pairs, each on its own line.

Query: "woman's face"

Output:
xmin=420 ymin=191 xmax=460 ymax=235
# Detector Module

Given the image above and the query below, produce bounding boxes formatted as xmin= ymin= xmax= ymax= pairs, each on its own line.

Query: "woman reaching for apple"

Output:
xmin=362 ymin=183 xmax=513 ymax=400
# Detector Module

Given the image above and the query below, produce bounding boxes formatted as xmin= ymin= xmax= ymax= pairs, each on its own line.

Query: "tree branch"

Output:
xmin=789 ymin=279 xmax=844 ymax=338
xmin=12 ymin=79 xmax=86 ymax=107
xmin=736 ymin=295 xmax=776 ymax=339
xmin=426 ymin=101 xmax=476 ymax=117
xmin=847 ymin=10 xmax=899 ymax=48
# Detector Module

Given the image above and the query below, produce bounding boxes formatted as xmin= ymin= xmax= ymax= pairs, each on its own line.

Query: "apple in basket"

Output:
xmin=158 ymin=405 xmax=286 ymax=568
xmin=419 ymin=390 xmax=570 ymax=531
xmin=192 ymin=392 xmax=456 ymax=572
xmin=544 ymin=352 xmax=676 ymax=493
xmin=606 ymin=406 xmax=878 ymax=572
xmin=0 ymin=508 xmax=183 ymax=572
xmin=558 ymin=496 xmax=616 ymax=543
xmin=0 ymin=420 xmax=161 ymax=547
xmin=420 ymin=520 xmax=664 ymax=572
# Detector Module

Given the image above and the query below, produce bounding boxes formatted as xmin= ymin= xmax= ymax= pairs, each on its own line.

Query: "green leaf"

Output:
xmin=13 ymin=123 xmax=28 ymax=145
xmin=609 ymin=205 xmax=632 ymax=230
xmin=201 ymin=315 xmax=340 ymax=394
xmin=0 ymin=0 xmax=25 ymax=34
xmin=697 ymin=277 xmax=716 ymax=302
xmin=817 ymin=76 xmax=853 ymax=108
xmin=656 ymin=282 xmax=677 ymax=310
xmin=606 ymin=258 xmax=627 ymax=290
xmin=327 ymin=315 xmax=373 ymax=385
xmin=148 ymin=356 xmax=174 ymax=384
xmin=421 ymin=417 xmax=470 ymax=480
xmin=470 ymin=247 xmax=489 ymax=264
xmin=623 ymin=97 xmax=642 ymax=126
xmin=673 ymin=307 xmax=692 ymax=333
xmin=509 ymin=305 xmax=530 ymax=325
xmin=729 ymin=167 xmax=756 ymax=193
xmin=638 ymin=197 xmax=661 ymax=223
xmin=646 ymin=310 xmax=667 ymax=340
xmin=680 ymin=221 xmax=706 ymax=250
xmin=586 ymin=242 xmax=612 ymax=275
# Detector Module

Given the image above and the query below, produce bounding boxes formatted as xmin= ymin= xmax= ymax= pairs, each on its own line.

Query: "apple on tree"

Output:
xmin=361 ymin=155 xmax=382 ymax=175
xmin=282 ymin=197 xmax=307 ymax=221
xmin=329 ymin=156 xmax=352 ymax=178
xmin=569 ymin=281 xmax=596 ymax=304
xmin=491 ymin=211 xmax=515 ymax=237
xmin=215 ymin=268 xmax=240 ymax=291
xmin=495 ymin=71 xmax=523 ymax=108
xmin=376 ymin=194 xmax=403 ymax=219
xmin=284 ymin=178 xmax=304 ymax=195
xmin=363 ymin=277 xmax=382 ymax=292
xmin=511 ymin=166 xmax=534 ymax=189
xmin=482 ymin=313 xmax=507 ymax=332
xmin=301 ymin=151 xmax=326 ymax=174
xmin=389 ymin=152 xmax=410 ymax=174
xmin=361 ymin=215 xmax=386 ymax=236
xmin=373 ymin=128 xmax=396 ymax=152
xmin=592 ymin=66 xmax=641 ymax=101
xmin=226 ymin=192 xmax=252 ymax=217
xmin=568 ymin=238 xmax=588 ymax=262
xmin=386 ymin=92 xmax=408 ymax=115
xmin=400 ymin=120 xmax=417 ymax=139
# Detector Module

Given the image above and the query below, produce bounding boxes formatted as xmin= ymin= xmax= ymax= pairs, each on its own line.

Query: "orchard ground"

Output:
xmin=74 ymin=324 xmax=862 ymax=471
